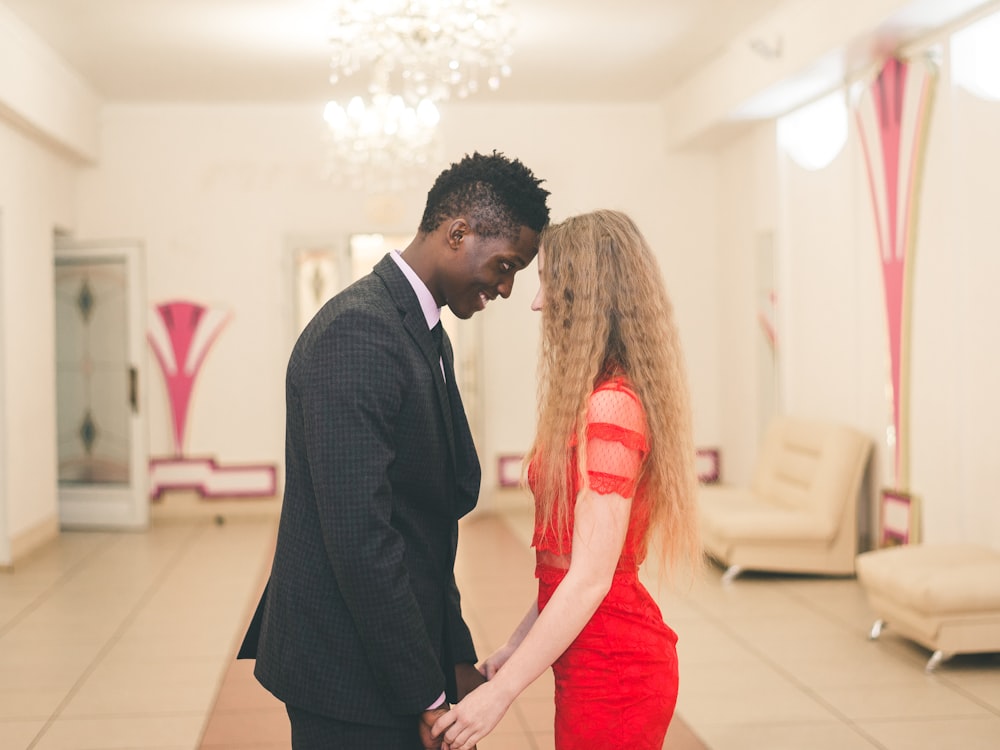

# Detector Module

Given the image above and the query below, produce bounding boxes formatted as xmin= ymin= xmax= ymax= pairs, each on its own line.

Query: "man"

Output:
xmin=240 ymin=151 xmax=550 ymax=749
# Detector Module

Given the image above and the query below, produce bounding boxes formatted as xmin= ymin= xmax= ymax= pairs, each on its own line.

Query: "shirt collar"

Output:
xmin=389 ymin=250 xmax=441 ymax=330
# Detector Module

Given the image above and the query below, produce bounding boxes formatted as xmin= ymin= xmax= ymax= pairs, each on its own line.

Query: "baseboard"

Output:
xmin=8 ymin=514 xmax=60 ymax=567
xmin=151 ymin=489 xmax=281 ymax=523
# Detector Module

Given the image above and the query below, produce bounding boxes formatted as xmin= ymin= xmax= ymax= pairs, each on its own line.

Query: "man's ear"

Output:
xmin=446 ymin=219 xmax=470 ymax=250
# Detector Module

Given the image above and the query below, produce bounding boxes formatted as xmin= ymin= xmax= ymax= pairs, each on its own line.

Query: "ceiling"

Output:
xmin=1 ymin=0 xmax=787 ymax=104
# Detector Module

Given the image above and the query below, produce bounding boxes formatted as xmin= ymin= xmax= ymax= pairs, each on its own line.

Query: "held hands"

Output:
xmin=478 ymin=643 xmax=515 ymax=680
xmin=432 ymin=680 xmax=512 ymax=750
xmin=419 ymin=706 xmax=449 ymax=750
xmin=420 ymin=663 xmax=487 ymax=750
xmin=430 ymin=645 xmax=515 ymax=748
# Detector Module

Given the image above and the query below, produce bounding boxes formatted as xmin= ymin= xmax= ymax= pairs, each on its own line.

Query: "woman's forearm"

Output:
xmin=506 ymin=600 xmax=539 ymax=648
xmin=487 ymin=489 xmax=630 ymax=702
xmin=432 ymin=489 xmax=633 ymax=748
xmin=487 ymin=567 xmax=611 ymax=702
xmin=480 ymin=600 xmax=540 ymax=679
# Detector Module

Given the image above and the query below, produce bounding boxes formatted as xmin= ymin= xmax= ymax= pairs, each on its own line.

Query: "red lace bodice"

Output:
xmin=530 ymin=376 xmax=651 ymax=569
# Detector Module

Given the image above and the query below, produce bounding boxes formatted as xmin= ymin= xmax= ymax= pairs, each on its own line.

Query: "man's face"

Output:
xmin=441 ymin=224 xmax=539 ymax=319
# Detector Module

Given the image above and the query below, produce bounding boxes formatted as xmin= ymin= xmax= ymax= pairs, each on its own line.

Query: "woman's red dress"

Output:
xmin=531 ymin=376 xmax=679 ymax=750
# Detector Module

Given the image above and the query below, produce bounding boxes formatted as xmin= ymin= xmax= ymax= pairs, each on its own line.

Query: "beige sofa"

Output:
xmin=857 ymin=544 xmax=1000 ymax=670
xmin=699 ymin=416 xmax=872 ymax=583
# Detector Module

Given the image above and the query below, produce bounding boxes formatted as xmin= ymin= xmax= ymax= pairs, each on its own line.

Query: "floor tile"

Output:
xmin=31 ymin=714 xmax=206 ymax=750
xmin=61 ymin=672 xmax=222 ymax=717
xmin=938 ymin=660 xmax=1000 ymax=711
xmin=696 ymin=720 xmax=882 ymax=750
xmin=0 ymin=688 xmax=69 ymax=721
xmin=199 ymin=706 xmax=290 ymax=747
xmin=0 ymin=719 xmax=47 ymax=750
xmin=3 ymin=508 xmax=998 ymax=750
xmin=678 ymin=682 xmax=836 ymax=726
xmin=512 ymin=694 xmax=555 ymax=733
xmin=857 ymin=715 xmax=1000 ymax=750
xmin=776 ymin=646 xmax=930 ymax=689
xmin=816 ymin=680 xmax=994 ymax=721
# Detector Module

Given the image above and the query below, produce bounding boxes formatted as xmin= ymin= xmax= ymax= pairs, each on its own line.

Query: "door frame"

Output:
xmin=54 ymin=239 xmax=149 ymax=530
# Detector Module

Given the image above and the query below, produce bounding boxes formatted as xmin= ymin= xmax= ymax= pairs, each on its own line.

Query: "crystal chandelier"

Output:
xmin=328 ymin=0 xmax=515 ymax=104
xmin=323 ymin=0 xmax=515 ymax=191
xmin=324 ymin=82 xmax=443 ymax=192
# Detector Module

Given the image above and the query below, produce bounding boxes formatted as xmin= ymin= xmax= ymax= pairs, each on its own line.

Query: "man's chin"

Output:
xmin=447 ymin=302 xmax=476 ymax=320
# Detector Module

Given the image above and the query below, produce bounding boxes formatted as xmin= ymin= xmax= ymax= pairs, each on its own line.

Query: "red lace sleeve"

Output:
xmin=585 ymin=380 xmax=648 ymax=498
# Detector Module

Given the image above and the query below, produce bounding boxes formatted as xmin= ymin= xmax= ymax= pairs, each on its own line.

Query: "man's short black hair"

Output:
xmin=419 ymin=151 xmax=550 ymax=241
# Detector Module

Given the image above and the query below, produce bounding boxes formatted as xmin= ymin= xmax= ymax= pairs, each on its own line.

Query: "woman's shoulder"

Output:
xmin=592 ymin=373 xmax=641 ymax=403
xmin=588 ymin=373 xmax=646 ymax=432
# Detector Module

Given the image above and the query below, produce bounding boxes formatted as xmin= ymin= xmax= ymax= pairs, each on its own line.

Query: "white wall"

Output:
xmin=0 ymin=4 xmax=99 ymax=162
xmin=72 ymin=102 xmax=720 ymax=507
xmin=0 ymin=0 xmax=98 ymax=566
xmin=911 ymin=45 xmax=1000 ymax=545
xmin=715 ymin=123 xmax=780 ymax=484
xmin=0 ymin=119 xmax=77 ymax=563
xmin=717 ymin=18 xmax=1000 ymax=547
xmin=6 ymin=0 xmax=998 ymax=558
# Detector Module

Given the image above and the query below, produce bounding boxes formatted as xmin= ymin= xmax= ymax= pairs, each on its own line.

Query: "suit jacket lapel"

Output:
xmin=373 ymin=255 xmax=458 ymax=466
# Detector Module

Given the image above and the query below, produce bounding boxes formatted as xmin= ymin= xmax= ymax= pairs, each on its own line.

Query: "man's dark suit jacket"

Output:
xmin=240 ymin=254 xmax=481 ymax=729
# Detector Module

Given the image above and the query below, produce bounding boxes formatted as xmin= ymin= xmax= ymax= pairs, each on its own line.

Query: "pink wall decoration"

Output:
xmin=854 ymin=56 xmax=937 ymax=488
xmin=148 ymin=301 xmax=231 ymax=457
xmin=147 ymin=300 xmax=276 ymax=500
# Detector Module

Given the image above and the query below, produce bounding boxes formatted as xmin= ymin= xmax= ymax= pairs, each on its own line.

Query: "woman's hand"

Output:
xmin=478 ymin=642 xmax=516 ymax=680
xmin=432 ymin=680 xmax=512 ymax=750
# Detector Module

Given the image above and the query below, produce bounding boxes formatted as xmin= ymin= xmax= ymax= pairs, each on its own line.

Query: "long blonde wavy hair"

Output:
xmin=526 ymin=209 xmax=701 ymax=577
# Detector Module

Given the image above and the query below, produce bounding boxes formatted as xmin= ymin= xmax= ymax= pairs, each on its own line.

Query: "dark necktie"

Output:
xmin=431 ymin=321 xmax=444 ymax=358
xmin=430 ymin=321 xmax=476 ymax=501
xmin=431 ymin=321 xmax=448 ymax=384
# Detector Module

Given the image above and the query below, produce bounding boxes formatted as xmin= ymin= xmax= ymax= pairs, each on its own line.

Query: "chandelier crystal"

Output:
xmin=324 ymin=85 xmax=443 ymax=192
xmin=328 ymin=0 xmax=515 ymax=104
xmin=324 ymin=0 xmax=515 ymax=192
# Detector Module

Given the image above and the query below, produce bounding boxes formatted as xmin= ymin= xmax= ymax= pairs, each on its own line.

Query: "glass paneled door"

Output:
xmin=54 ymin=241 xmax=148 ymax=529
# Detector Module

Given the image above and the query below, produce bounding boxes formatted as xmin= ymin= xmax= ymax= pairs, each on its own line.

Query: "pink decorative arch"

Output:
xmin=854 ymin=56 xmax=937 ymax=487
xmin=147 ymin=300 xmax=276 ymax=500
xmin=148 ymin=301 xmax=231 ymax=457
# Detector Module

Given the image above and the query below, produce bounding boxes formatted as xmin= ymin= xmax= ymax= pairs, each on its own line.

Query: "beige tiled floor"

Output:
xmin=0 ymin=514 xmax=276 ymax=750
xmin=1 ymin=501 xmax=999 ymax=750
xmin=197 ymin=509 xmax=705 ymax=750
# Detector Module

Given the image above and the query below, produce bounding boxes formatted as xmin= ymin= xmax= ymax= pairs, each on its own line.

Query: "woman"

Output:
xmin=433 ymin=209 xmax=702 ymax=750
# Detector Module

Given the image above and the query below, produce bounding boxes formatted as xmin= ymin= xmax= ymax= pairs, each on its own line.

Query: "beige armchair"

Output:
xmin=857 ymin=544 xmax=1000 ymax=671
xmin=699 ymin=416 xmax=872 ymax=583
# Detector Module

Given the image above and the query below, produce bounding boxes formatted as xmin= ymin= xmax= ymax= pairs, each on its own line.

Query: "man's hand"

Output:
xmin=478 ymin=643 xmax=516 ymax=680
xmin=455 ymin=662 xmax=487 ymax=700
xmin=419 ymin=705 xmax=448 ymax=750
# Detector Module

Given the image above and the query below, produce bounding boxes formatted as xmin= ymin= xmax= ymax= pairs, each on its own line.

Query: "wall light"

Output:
xmin=777 ymin=90 xmax=848 ymax=171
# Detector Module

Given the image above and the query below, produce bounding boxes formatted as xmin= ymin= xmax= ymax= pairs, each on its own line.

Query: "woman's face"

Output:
xmin=530 ymin=244 xmax=545 ymax=312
